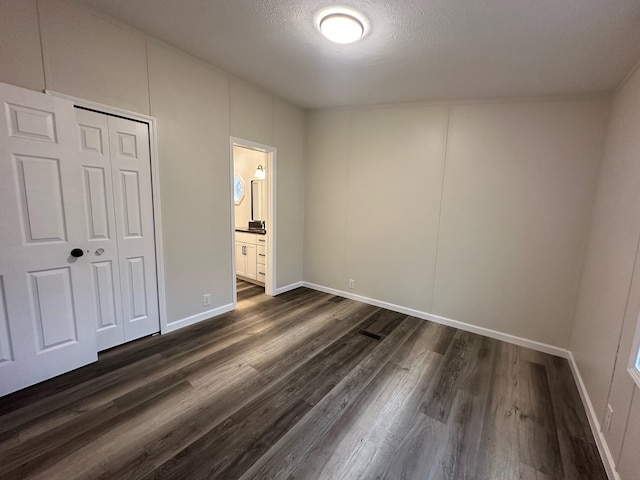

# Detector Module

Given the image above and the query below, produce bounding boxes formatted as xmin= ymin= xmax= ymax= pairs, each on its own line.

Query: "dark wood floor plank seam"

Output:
xmin=237 ymin=314 xmax=422 ymax=480
xmin=475 ymin=342 xmax=522 ymax=480
xmin=0 ymin=288 xmax=326 ymax=418
xmin=0 ymin=370 xmax=191 ymax=471
xmin=0 ymin=282 xmax=609 ymax=480
xmin=180 ymin=297 xmax=367 ymax=386
xmin=542 ymin=355 xmax=607 ymax=479
xmin=292 ymin=322 xmax=446 ymax=479
xmin=518 ymin=360 xmax=564 ymax=479
xmin=158 ymin=289 xmax=331 ymax=363
xmin=1 ymin=380 xmax=193 ymax=480
xmin=159 ymin=291 xmax=337 ymax=373
xmin=247 ymin=301 xmax=381 ymax=375
xmin=142 ymin=317 xmax=392 ymax=479
xmin=73 ymin=304 xmax=386 ymax=479
xmin=0 ymin=290 xmax=334 ymax=438
xmin=0 ymin=291 xmax=265 ymax=415
xmin=421 ymin=330 xmax=478 ymax=424
xmin=0 ymin=352 xmax=168 ymax=439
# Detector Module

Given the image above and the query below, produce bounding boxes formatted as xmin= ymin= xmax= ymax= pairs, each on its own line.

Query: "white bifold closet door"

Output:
xmin=0 ymin=83 xmax=98 ymax=396
xmin=75 ymin=109 xmax=159 ymax=352
xmin=0 ymin=81 xmax=163 ymax=396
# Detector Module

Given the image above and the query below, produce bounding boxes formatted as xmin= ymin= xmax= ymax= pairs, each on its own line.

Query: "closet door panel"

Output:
xmin=0 ymin=82 xmax=97 ymax=396
xmin=75 ymin=108 xmax=125 ymax=351
xmin=108 ymin=115 xmax=159 ymax=342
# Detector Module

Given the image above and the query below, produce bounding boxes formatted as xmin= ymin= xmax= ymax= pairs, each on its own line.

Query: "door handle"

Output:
xmin=70 ymin=248 xmax=84 ymax=258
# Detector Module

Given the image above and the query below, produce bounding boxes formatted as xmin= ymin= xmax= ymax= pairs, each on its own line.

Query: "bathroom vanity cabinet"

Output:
xmin=235 ymin=230 xmax=266 ymax=285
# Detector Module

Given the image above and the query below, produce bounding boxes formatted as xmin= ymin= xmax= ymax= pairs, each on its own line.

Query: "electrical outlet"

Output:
xmin=604 ymin=404 xmax=613 ymax=431
xmin=348 ymin=279 xmax=355 ymax=289
xmin=203 ymin=294 xmax=211 ymax=306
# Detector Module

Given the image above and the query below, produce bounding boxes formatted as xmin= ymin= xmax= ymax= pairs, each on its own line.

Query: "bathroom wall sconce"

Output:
xmin=254 ymin=165 xmax=266 ymax=179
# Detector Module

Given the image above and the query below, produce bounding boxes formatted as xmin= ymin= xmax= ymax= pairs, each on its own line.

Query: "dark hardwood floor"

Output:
xmin=0 ymin=281 xmax=607 ymax=479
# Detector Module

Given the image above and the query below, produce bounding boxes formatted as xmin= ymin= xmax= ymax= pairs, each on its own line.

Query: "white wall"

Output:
xmin=305 ymin=105 xmax=448 ymax=312
xmin=147 ymin=41 xmax=232 ymax=323
xmin=570 ymin=64 xmax=640 ymax=479
xmin=0 ymin=0 xmax=306 ymax=327
xmin=305 ymin=97 xmax=610 ymax=348
xmin=304 ymin=110 xmax=352 ymax=290
xmin=435 ymin=100 xmax=609 ymax=347
xmin=0 ymin=0 xmax=44 ymax=92
xmin=231 ymin=79 xmax=274 ymax=146
xmin=273 ymin=98 xmax=306 ymax=287
xmin=39 ymin=0 xmax=150 ymax=115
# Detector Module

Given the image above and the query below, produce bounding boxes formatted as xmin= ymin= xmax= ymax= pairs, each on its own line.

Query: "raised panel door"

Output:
xmin=0 ymin=82 xmax=97 ymax=396
xmin=75 ymin=108 xmax=125 ymax=351
xmin=107 ymin=115 xmax=159 ymax=343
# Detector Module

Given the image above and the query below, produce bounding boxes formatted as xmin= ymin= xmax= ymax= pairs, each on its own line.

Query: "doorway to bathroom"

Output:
xmin=230 ymin=138 xmax=276 ymax=305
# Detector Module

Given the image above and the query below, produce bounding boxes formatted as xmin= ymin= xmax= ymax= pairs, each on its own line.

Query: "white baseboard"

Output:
xmin=568 ymin=352 xmax=620 ymax=480
xmin=274 ymin=281 xmax=304 ymax=295
xmin=165 ymin=303 xmax=235 ymax=333
xmin=301 ymin=282 xmax=568 ymax=358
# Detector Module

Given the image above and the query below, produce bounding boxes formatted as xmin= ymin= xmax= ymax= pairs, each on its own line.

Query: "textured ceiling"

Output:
xmin=79 ymin=0 xmax=640 ymax=108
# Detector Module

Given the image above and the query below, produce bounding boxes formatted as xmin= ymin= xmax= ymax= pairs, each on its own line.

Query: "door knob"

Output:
xmin=70 ymin=248 xmax=84 ymax=258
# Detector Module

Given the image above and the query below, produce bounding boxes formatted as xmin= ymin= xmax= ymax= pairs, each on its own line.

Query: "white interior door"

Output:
xmin=75 ymin=110 xmax=159 ymax=350
xmin=0 ymin=82 xmax=97 ymax=396
xmin=108 ymin=115 xmax=159 ymax=345
xmin=75 ymin=109 xmax=125 ymax=351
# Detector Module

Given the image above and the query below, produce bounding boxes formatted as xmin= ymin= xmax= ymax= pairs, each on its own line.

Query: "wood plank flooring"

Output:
xmin=0 ymin=281 xmax=607 ymax=480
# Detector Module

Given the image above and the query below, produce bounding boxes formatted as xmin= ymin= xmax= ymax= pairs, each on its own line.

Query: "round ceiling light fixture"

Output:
xmin=319 ymin=12 xmax=365 ymax=44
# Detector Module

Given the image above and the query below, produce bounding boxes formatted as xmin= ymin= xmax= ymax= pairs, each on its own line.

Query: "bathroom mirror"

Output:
xmin=251 ymin=180 xmax=264 ymax=221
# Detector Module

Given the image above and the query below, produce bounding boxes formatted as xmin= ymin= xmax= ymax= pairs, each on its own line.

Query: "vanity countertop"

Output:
xmin=235 ymin=228 xmax=266 ymax=235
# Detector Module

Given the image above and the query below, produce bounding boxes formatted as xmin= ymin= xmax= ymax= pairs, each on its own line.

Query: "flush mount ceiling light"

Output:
xmin=319 ymin=11 xmax=366 ymax=44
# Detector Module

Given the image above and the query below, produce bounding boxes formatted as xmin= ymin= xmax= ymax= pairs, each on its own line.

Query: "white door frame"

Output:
xmin=230 ymin=137 xmax=276 ymax=305
xmin=45 ymin=90 xmax=169 ymax=335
